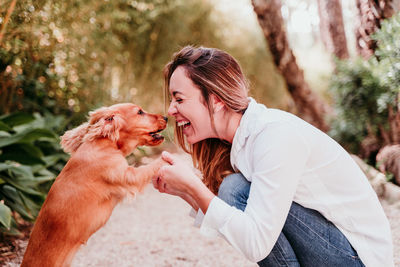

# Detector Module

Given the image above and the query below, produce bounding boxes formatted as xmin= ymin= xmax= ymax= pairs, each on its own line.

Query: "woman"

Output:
xmin=153 ymin=46 xmax=394 ymax=267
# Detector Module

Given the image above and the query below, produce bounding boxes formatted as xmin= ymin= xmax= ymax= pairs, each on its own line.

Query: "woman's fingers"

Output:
xmin=152 ymin=175 xmax=160 ymax=190
xmin=152 ymin=176 xmax=157 ymax=189
xmin=153 ymin=154 xmax=190 ymax=195
xmin=153 ymin=164 xmax=165 ymax=190
xmin=161 ymin=151 xmax=175 ymax=165
xmin=153 ymin=166 xmax=167 ymax=193
xmin=154 ymin=177 xmax=164 ymax=192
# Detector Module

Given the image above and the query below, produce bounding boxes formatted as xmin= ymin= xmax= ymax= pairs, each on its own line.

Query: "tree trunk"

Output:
xmin=355 ymin=0 xmax=400 ymax=59
xmin=251 ymin=0 xmax=332 ymax=132
xmin=0 ymin=0 xmax=17 ymax=45
xmin=317 ymin=0 xmax=349 ymax=60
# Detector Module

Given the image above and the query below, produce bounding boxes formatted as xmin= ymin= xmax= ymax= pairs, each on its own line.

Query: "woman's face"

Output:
xmin=167 ymin=66 xmax=217 ymax=144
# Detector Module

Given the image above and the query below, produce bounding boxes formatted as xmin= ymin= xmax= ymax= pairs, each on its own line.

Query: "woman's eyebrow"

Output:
xmin=172 ymin=91 xmax=182 ymax=97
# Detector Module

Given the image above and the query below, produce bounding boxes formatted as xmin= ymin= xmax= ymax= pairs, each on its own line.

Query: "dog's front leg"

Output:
xmin=124 ymin=158 xmax=165 ymax=190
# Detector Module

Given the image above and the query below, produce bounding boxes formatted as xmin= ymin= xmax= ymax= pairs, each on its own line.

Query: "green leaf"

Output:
xmin=0 ymin=177 xmax=43 ymax=196
xmin=0 ymin=132 xmax=25 ymax=148
xmin=0 ymin=164 xmax=44 ymax=196
xmin=0 ymin=131 xmax=11 ymax=137
xmin=0 ymin=128 xmax=57 ymax=148
xmin=0 ymin=217 xmax=21 ymax=236
xmin=0 ymin=162 xmax=20 ymax=172
xmin=0 ymin=144 xmax=46 ymax=165
xmin=0 ymin=202 xmax=12 ymax=229
xmin=33 ymin=176 xmax=55 ymax=184
xmin=3 ymin=163 xmax=35 ymax=179
xmin=1 ymin=185 xmax=35 ymax=221
xmin=0 ymin=121 xmax=12 ymax=132
xmin=18 ymin=191 xmax=42 ymax=218
xmin=35 ymin=167 xmax=56 ymax=178
xmin=0 ymin=113 xmax=35 ymax=127
xmin=18 ymin=128 xmax=57 ymax=143
xmin=42 ymin=153 xmax=69 ymax=167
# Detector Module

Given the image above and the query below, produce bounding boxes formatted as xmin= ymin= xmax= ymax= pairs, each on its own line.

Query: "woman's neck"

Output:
xmin=217 ymin=110 xmax=242 ymax=143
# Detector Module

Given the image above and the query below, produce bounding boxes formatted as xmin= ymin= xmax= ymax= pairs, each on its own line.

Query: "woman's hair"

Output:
xmin=164 ymin=45 xmax=249 ymax=194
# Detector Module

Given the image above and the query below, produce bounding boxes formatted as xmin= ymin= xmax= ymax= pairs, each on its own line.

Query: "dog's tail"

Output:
xmin=60 ymin=122 xmax=89 ymax=154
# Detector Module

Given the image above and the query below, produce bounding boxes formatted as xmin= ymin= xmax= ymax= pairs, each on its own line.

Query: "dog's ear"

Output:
xmin=84 ymin=107 xmax=125 ymax=143
xmin=60 ymin=122 xmax=90 ymax=154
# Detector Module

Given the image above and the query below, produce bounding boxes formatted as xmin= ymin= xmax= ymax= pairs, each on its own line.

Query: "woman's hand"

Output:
xmin=152 ymin=151 xmax=214 ymax=213
xmin=152 ymin=151 xmax=200 ymax=195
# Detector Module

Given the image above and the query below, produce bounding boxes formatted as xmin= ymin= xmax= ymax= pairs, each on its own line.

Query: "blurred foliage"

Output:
xmin=329 ymin=13 xmax=400 ymax=159
xmin=0 ymin=0 xmax=287 ymax=121
xmin=0 ymin=0 xmax=222 ymax=118
xmin=0 ymin=112 xmax=68 ymax=234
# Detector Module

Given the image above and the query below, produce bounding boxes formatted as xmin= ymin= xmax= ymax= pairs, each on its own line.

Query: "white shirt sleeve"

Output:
xmin=189 ymin=208 xmax=207 ymax=228
xmin=200 ymin=122 xmax=310 ymax=262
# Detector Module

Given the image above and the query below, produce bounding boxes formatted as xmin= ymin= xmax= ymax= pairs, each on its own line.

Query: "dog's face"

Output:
xmin=110 ymin=103 xmax=167 ymax=147
xmin=60 ymin=103 xmax=167 ymax=155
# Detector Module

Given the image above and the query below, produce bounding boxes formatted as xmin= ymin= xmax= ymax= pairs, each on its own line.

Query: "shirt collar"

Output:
xmin=231 ymin=97 xmax=266 ymax=167
xmin=232 ymin=97 xmax=259 ymax=146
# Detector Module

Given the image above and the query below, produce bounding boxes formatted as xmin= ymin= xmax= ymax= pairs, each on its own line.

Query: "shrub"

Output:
xmin=329 ymin=13 xmax=400 ymax=160
xmin=0 ymin=112 xmax=68 ymax=235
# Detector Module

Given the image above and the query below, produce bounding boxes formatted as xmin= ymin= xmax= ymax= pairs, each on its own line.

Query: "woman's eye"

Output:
xmin=176 ymin=99 xmax=183 ymax=103
xmin=138 ymin=110 xmax=144 ymax=115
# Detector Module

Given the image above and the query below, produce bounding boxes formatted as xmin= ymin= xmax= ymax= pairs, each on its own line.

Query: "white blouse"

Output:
xmin=194 ymin=98 xmax=394 ymax=267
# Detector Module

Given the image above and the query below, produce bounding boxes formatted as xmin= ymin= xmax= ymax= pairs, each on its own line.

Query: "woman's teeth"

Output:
xmin=177 ymin=121 xmax=190 ymax=127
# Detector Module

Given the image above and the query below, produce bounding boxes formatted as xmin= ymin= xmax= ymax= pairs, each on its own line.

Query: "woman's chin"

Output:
xmin=185 ymin=132 xmax=198 ymax=144
xmin=184 ymin=127 xmax=212 ymax=144
xmin=186 ymin=136 xmax=196 ymax=144
xmin=186 ymin=134 xmax=209 ymax=145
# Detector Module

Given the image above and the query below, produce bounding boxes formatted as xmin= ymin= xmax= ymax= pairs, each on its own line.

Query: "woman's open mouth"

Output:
xmin=177 ymin=120 xmax=191 ymax=128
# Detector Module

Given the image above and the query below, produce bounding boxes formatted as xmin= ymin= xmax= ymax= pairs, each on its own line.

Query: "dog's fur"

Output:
xmin=21 ymin=103 xmax=167 ymax=267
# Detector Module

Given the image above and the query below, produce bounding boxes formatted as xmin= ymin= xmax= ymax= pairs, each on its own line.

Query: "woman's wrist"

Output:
xmin=187 ymin=177 xmax=215 ymax=214
xmin=180 ymin=192 xmax=199 ymax=211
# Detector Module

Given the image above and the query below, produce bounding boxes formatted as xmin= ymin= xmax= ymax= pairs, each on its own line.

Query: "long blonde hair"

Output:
xmin=164 ymin=46 xmax=249 ymax=194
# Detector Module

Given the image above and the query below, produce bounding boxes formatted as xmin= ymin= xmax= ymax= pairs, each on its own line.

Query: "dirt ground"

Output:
xmin=3 ymin=186 xmax=256 ymax=267
xmin=2 ymin=184 xmax=400 ymax=267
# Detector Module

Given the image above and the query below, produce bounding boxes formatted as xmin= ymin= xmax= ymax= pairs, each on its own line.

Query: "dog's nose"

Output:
xmin=163 ymin=116 xmax=168 ymax=122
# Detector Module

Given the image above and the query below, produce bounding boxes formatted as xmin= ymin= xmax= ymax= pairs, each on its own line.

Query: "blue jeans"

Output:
xmin=218 ymin=173 xmax=365 ymax=267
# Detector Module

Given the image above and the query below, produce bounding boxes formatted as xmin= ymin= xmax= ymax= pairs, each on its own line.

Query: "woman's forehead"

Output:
xmin=169 ymin=67 xmax=199 ymax=96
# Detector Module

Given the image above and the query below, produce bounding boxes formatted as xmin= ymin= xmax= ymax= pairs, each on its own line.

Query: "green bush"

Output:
xmin=0 ymin=112 xmax=68 ymax=235
xmin=0 ymin=0 xmax=228 ymax=117
xmin=329 ymin=13 xmax=400 ymax=158
xmin=1 ymin=0 xmax=286 ymax=119
xmin=373 ymin=14 xmax=400 ymax=108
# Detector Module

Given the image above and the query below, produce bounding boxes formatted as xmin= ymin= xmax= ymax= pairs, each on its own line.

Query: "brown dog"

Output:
xmin=21 ymin=103 xmax=167 ymax=267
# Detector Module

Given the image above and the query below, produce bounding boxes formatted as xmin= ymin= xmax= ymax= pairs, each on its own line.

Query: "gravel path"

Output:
xmin=70 ymin=187 xmax=257 ymax=267
xmin=3 ymin=185 xmax=400 ymax=267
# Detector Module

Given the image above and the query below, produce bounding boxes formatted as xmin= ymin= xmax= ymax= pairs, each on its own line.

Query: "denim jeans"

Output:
xmin=217 ymin=173 xmax=365 ymax=267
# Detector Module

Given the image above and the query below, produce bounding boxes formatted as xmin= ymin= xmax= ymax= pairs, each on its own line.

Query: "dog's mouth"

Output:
xmin=149 ymin=128 xmax=164 ymax=140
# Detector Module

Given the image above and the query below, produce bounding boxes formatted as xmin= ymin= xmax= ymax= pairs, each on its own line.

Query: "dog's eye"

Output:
xmin=138 ymin=110 xmax=144 ymax=115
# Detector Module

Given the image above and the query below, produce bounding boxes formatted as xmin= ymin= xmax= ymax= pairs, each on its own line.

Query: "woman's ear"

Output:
xmin=210 ymin=94 xmax=225 ymax=113
xmin=84 ymin=107 xmax=125 ymax=143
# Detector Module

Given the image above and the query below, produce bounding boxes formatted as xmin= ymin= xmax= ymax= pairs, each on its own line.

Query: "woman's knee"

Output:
xmin=218 ymin=173 xmax=250 ymax=210
xmin=282 ymin=202 xmax=363 ymax=266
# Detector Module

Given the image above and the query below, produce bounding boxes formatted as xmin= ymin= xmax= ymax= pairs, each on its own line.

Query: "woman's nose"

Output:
xmin=167 ymin=102 xmax=177 ymax=117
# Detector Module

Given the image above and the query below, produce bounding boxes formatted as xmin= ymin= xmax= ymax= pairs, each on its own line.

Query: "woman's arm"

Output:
xmin=198 ymin=122 xmax=309 ymax=262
